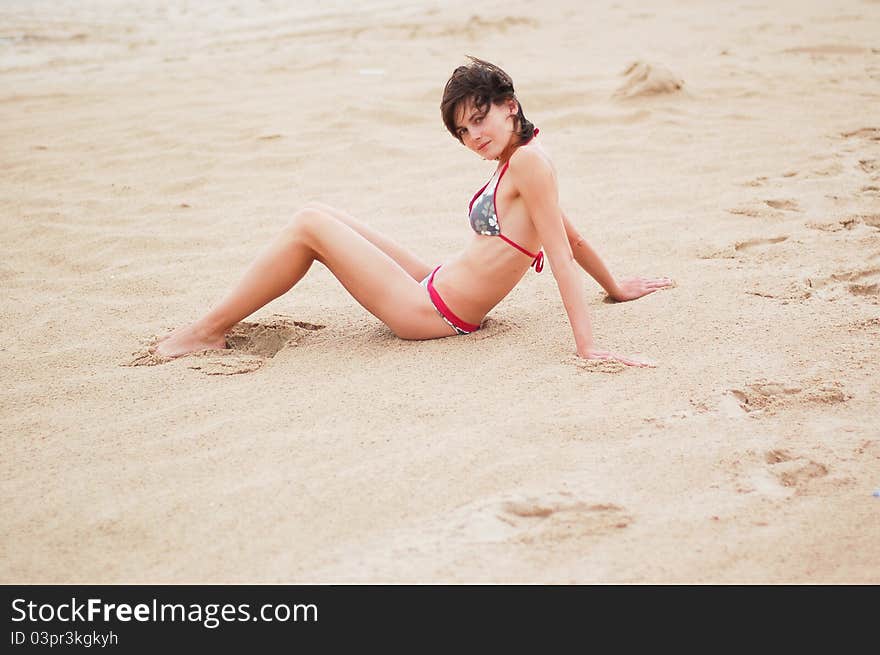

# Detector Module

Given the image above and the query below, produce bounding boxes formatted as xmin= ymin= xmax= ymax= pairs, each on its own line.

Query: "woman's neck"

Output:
xmin=496 ymin=133 xmax=522 ymax=165
xmin=495 ymin=128 xmax=538 ymax=165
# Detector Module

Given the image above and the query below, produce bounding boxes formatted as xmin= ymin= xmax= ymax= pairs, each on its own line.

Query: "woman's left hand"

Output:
xmin=578 ymin=348 xmax=655 ymax=367
xmin=609 ymin=277 xmax=674 ymax=302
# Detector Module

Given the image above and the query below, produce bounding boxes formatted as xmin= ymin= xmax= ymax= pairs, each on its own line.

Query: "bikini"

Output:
xmin=422 ymin=129 xmax=545 ymax=335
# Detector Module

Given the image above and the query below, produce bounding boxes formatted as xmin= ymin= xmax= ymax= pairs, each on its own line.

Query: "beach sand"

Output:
xmin=1 ymin=0 xmax=878 ymax=583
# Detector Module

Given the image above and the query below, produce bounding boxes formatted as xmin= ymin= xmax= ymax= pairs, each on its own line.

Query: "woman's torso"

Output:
xmin=434 ymin=140 xmax=555 ymax=324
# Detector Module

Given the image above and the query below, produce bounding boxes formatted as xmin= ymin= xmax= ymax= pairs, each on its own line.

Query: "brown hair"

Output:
xmin=441 ymin=56 xmax=535 ymax=144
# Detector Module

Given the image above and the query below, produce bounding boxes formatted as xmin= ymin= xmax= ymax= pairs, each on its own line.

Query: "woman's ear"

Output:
xmin=508 ymin=99 xmax=519 ymax=115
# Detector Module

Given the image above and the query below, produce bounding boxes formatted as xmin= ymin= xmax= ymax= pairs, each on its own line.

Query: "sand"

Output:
xmin=1 ymin=0 xmax=878 ymax=583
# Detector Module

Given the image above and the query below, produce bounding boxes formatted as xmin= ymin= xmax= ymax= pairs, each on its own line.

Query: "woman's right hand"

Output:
xmin=577 ymin=348 xmax=655 ymax=367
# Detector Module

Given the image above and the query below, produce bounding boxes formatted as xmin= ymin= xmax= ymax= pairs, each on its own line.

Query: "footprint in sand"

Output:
xmin=807 ymin=161 xmax=845 ymax=178
xmin=726 ymin=199 xmax=801 ymax=218
xmin=124 ymin=315 xmax=324 ymax=375
xmin=841 ymin=127 xmax=880 ymax=142
xmin=749 ymin=267 xmax=880 ymax=303
xmin=501 ymin=497 xmax=632 ymax=545
xmin=858 ymin=159 xmax=879 ymax=174
xmin=734 ymin=236 xmax=789 ymax=251
xmin=732 ymin=449 xmax=830 ymax=497
xmin=700 ymin=235 xmax=789 ymax=260
xmin=305 ymin=489 xmax=633 ymax=579
xmin=764 ymin=199 xmax=801 ymax=211
xmin=726 ymin=379 xmax=851 ymax=416
xmin=806 ymin=267 xmax=880 ymax=301
xmin=741 ymin=175 xmax=770 ymax=188
xmin=764 ymin=449 xmax=829 ymax=490
xmin=727 ymin=206 xmax=769 ymax=219
xmin=846 ymin=317 xmax=880 ymax=335
xmin=451 ymin=491 xmax=633 ymax=546
xmin=738 ymin=171 xmax=798 ymax=188
xmin=841 ymin=129 xmax=880 ymax=181
xmin=728 ymin=382 xmax=803 ymax=415
xmin=745 ymin=277 xmax=811 ymax=301
xmin=853 ymin=439 xmax=880 ymax=460
xmin=807 ymin=213 xmax=880 ymax=231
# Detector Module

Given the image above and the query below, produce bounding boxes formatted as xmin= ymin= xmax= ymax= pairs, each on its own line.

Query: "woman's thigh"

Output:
xmin=294 ymin=209 xmax=456 ymax=340
xmin=303 ymin=201 xmax=434 ymax=281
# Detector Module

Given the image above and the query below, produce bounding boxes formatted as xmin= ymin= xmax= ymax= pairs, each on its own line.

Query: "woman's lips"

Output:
xmin=477 ymin=141 xmax=490 ymax=151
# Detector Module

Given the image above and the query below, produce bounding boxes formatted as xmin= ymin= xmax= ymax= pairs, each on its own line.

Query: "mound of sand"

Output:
xmin=614 ymin=60 xmax=684 ymax=98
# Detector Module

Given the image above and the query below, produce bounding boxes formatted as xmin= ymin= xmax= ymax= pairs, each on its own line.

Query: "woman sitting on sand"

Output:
xmin=155 ymin=57 xmax=673 ymax=365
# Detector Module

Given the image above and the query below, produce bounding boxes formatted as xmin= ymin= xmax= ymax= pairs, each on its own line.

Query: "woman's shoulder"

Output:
xmin=507 ymin=139 xmax=556 ymax=183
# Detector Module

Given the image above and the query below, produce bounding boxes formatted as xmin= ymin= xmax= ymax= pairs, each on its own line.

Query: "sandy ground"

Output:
xmin=1 ymin=0 xmax=879 ymax=583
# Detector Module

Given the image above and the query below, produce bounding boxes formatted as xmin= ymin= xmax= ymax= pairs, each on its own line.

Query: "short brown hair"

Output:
xmin=441 ymin=57 xmax=535 ymax=144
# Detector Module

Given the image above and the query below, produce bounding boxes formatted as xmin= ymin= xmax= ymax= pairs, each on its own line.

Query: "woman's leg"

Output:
xmin=155 ymin=207 xmax=454 ymax=358
xmin=303 ymin=201 xmax=433 ymax=281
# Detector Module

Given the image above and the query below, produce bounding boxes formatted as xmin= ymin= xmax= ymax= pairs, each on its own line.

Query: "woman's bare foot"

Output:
xmin=154 ymin=323 xmax=228 ymax=359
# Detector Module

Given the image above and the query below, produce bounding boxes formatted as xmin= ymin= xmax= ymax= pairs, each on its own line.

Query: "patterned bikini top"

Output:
xmin=467 ymin=128 xmax=544 ymax=272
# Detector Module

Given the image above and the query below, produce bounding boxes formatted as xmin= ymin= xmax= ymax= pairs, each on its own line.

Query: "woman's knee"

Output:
xmin=276 ymin=209 xmax=324 ymax=261
xmin=286 ymin=207 xmax=331 ymax=241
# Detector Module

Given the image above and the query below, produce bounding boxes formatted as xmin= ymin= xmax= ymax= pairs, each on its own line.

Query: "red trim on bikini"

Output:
xmin=427 ymin=267 xmax=481 ymax=333
xmin=468 ymin=128 xmax=544 ymax=273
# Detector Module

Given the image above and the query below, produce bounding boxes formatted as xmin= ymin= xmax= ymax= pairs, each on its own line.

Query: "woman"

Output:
xmin=155 ymin=58 xmax=672 ymax=365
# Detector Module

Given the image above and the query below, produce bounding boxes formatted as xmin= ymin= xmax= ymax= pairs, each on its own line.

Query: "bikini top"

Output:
xmin=467 ymin=128 xmax=544 ymax=272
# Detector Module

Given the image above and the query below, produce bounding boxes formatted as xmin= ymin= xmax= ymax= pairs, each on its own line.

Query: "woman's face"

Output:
xmin=454 ymin=97 xmax=519 ymax=161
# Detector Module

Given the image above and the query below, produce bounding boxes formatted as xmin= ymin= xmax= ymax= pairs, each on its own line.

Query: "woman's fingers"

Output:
xmin=617 ymin=355 xmax=653 ymax=367
xmin=615 ymin=351 xmax=655 ymax=367
xmin=613 ymin=277 xmax=675 ymax=301
xmin=639 ymin=277 xmax=674 ymax=288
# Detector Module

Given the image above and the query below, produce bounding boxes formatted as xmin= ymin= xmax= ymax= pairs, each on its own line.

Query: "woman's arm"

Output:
xmin=562 ymin=210 xmax=674 ymax=302
xmin=561 ymin=210 xmax=620 ymax=297
xmin=509 ymin=150 xmax=650 ymax=366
